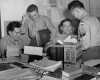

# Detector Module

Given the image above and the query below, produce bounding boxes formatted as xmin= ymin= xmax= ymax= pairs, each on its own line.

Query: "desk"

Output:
xmin=0 ymin=57 xmax=62 ymax=80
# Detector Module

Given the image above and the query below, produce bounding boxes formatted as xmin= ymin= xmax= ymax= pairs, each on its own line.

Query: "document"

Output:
xmin=24 ymin=46 xmax=43 ymax=56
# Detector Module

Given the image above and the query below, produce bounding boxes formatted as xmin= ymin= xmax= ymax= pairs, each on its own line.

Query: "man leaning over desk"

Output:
xmin=68 ymin=1 xmax=100 ymax=61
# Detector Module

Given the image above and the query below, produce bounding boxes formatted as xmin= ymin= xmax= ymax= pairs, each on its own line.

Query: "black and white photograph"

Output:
xmin=0 ymin=0 xmax=100 ymax=80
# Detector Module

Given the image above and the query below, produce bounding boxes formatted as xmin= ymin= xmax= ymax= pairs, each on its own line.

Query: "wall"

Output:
xmin=79 ymin=0 xmax=90 ymax=14
xmin=0 ymin=0 xmax=25 ymax=37
xmin=90 ymin=0 xmax=100 ymax=17
xmin=79 ymin=0 xmax=100 ymax=17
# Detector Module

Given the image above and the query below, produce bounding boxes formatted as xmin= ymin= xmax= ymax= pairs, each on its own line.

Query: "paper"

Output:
xmin=57 ymin=40 xmax=64 ymax=44
xmin=63 ymin=36 xmax=77 ymax=43
xmin=30 ymin=58 xmax=62 ymax=72
xmin=7 ymin=46 xmax=20 ymax=57
xmin=84 ymin=59 xmax=100 ymax=67
xmin=24 ymin=46 xmax=43 ymax=56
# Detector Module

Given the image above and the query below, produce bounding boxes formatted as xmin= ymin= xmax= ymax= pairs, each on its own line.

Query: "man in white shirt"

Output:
xmin=22 ymin=4 xmax=56 ymax=47
xmin=0 ymin=21 xmax=30 ymax=58
xmin=68 ymin=1 xmax=100 ymax=61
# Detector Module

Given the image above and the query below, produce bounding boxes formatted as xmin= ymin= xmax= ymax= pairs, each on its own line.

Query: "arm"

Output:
xmin=44 ymin=17 xmax=57 ymax=41
xmin=21 ymin=16 xmax=36 ymax=40
xmin=78 ymin=22 xmax=91 ymax=50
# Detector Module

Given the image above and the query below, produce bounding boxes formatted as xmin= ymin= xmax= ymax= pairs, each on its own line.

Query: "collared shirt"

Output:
xmin=0 ymin=35 xmax=30 ymax=57
xmin=78 ymin=15 xmax=100 ymax=50
xmin=21 ymin=15 xmax=56 ymax=42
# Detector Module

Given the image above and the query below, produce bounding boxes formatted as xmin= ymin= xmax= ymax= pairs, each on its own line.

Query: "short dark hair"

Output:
xmin=7 ymin=21 xmax=21 ymax=35
xmin=58 ymin=19 xmax=72 ymax=34
xmin=27 ymin=4 xmax=38 ymax=13
xmin=68 ymin=1 xmax=85 ymax=11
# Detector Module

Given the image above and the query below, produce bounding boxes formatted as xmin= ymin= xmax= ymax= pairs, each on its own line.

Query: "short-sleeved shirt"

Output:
xmin=0 ymin=35 xmax=30 ymax=57
xmin=78 ymin=15 xmax=100 ymax=50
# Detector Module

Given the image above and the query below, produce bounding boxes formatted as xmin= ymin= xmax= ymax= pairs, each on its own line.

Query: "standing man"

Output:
xmin=68 ymin=1 xmax=100 ymax=61
xmin=22 ymin=4 xmax=56 ymax=47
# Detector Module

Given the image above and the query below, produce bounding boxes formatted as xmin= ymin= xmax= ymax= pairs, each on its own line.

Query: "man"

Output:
xmin=0 ymin=21 xmax=30 ymax=58
xmin=63 ymin=9 xmax=80 ymax=35
xmin=68 ymin=1 xmax=100 ymax=61
xmin=22 ymin=4 xmax=56 ymax=47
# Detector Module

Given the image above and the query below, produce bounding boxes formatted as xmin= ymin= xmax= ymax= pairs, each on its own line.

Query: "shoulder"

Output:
xmin=80 ymin=16 xmax=100 ymax=28
xmin=22 ymin=14 xmax=31 ymax=23
xmin=40 ymin=15 xmax=50 ymax=21
xmin=83 ymin=16 xmax=99 ymax=24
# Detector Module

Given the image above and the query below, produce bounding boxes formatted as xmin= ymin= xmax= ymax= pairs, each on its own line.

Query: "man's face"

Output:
xmin=28 ymin=11 xmax=39 ymax=19
xmin=71 ymin=7 xmax=84 ymax=20
xmin=9 ymin=27 xmax=21 ymax=40
xmin=62 ymin=21 xmax=72 ymax=35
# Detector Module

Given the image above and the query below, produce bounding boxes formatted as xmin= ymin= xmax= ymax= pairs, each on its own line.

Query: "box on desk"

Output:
xmin=64 ymin=42 xmax=82 ymax=64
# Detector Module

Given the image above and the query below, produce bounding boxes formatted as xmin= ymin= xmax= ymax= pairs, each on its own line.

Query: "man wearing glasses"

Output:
xmin=0 ymin=21 xmax=30 ymax=58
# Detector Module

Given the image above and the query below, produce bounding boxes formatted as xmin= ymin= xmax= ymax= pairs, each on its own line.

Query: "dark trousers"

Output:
xmin=82 ymin=46 xmax=100 ymax=62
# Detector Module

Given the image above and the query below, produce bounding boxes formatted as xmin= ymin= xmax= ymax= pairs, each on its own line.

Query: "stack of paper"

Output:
xmin=63 ymin=64 xmax=82 ymax=78
xmin=24 ymin=46 xmax=43 ymax=56
xmin=64 ymin=36 xmax=77 ymax=43
xmin=30 ymin=58 xmax=62 ymax=72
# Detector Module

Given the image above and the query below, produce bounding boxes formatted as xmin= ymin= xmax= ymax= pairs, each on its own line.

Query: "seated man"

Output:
xmin=56 ymin=18 xmax=76 ymax=42
xmin=45 ymin=19 xmax=77 ymax=61
xmin=0 ymin=21 xmax=30 ymax=58
xmin=46 ymin=18 xmax=77 ymax=48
